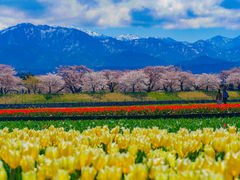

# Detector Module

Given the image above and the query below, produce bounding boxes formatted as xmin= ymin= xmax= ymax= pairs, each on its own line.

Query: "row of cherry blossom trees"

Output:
xmin=0 ymin=64 xmax=239 ymax=94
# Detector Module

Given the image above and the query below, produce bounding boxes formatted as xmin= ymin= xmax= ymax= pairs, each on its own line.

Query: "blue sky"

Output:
xmin=0 ymin=0 xmax=240 ymax=42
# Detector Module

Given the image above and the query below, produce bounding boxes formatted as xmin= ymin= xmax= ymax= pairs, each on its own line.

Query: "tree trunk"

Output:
xmin=163 ymin=85 xmax=168 ymax=92
xmin=92 ymin=86 xmax=96 ymax=93
xmin=56 ymin=87 xmax=65 ymax=94
xmin=48 ymin=86 xmax=52 ymax=94
xmin=132 ymin=85 xmax=135 ymax=93
xmin=180 ymin=82 xmax=184 ymax=91
xmin=146 ymin=86 xmax=152 ymax=93
xmin=69 ymin=86 xmax=75 ymax=94
xmin=109 ymin=84 xmax=114 ymax=93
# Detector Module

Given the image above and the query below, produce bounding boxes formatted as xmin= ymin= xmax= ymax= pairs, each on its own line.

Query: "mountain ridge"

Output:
xmin=0 ymin=23 xmax=239 ymax=74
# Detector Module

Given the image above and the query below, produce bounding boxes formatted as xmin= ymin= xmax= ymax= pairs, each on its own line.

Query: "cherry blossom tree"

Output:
xmin=141 ymin=66 xmax=164 ymax=92
xmin=101 ymin=70 xmax=123 ymax=92
xmin=1 ymin=64 xmax=238 ymax=94
xmin=0 ymin=64 xmax=20 ymax=94
xmin=38 ymin=73 xmax=65 ymax=93
xmin=57 ymin=65 xmax=92 ymax=93
xmin=82 ymin=72 xmax=107 ymax=92
xmin=118 ymin=70 xmax=147 ymax=92
xmin=196 ymin=73 xmax=221 ymax=91
xmin=226 ymin=72 xmax=240 ymax=90
xmin=160 ymin=71 xmax=180 ymax=92
xmin=141 ymin=65 xmax=180 ymax=92
xmin=219 ymin=67 xmax=240 ymax=84
xmin=175 ymin=71 xmax=195 ymax=91
xmin=191 ymin=74 xmax=201 ymax=90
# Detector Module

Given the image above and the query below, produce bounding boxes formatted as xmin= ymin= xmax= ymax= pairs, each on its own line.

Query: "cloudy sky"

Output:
xmin=0 ymin=0 xmax=240 ymax=42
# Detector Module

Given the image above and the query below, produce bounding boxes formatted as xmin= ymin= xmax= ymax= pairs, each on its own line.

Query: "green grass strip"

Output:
xmin=0 ymin=117 xmax=239 ymax=132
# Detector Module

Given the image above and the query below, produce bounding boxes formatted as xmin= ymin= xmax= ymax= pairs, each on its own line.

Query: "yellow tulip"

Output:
xmin=213 ymin=160 xmax=225 ymax=174
xmin=117 ymin=135 xmax=129 ymax=150
xmin=22 ymin=170 xmax=37 ymax=180
xmin=147 ymin=157 xmax=164 ymax=168
xmin=39 ymin=135 xmax=50 ymax=147
xmin=94 ymin=126 xmax=103 ymax=136
xmin=225 ymin=151 xmax=240 ymax=177
xmin=202 ymin=134 xmax=214 ymax=144
xmin=123 ymin=128 xmax=130 ymax=135
xmin=149 ymin=165 xmax=168 ymax=179
xmin=151 ymin=135 xmax=162 ymax=148
xmin=227 ymin=141 xmax=240 ymax=153
xmin=37 ymin=166 xmax=45 ymax=180
xmin=102 ymin=125 xmax=109 ymax=132
xmin=37 ymin=154 xmax=45 ymax=164
xmin=2 ymin=125 xmax=240 ymax=180
xmin=45 ymin=147 xmax=59 ymax=160
xmin=0 ymin=165 xmax=7 ymax=180
xmin=89 ymin=137 xmax=100 ymax=147
xmin=155 ymin=173 xmax=169 ymax=180
xmin=101 ymin=133 xmax=112 ymax=145
xmin=107 ymin=153 xmax=122 ymax=168
xmin=204 ymin=145 xmax=215 ymax=158
xmin=110 ymin=126 xmax=120 ymax=134
xmin=60 ymin=156 xmax=76 ymax=174
xmin=20 ymin=156 xmax=35 ymax=173
xmin=0 ymin=146 xmax=9 ymax=164
xmin=92 ymin=152 xmax=108 ymax=171
xmin=107 ymin=142 xmax=119 ymax=154
xmin=212 ymin=138 xmax=227 ymax=152
xmin=97 ymin=166 xmax=122 ymax=180
xmin=194 ymin=156 xmax=212 ymax=170
xmin=81 ymin=167 xmax=97 ymax=180
xmin=3 ymin=127 xmax=9 ymax=133
xmin=128 ymin=145 xmax=138 ymax=157
xmin=178 ymin=170 xmax=195 ymax=180
xmin=8 ymin=150 xmax=21 ymax=169
xmin=228 ymin=126 xmax=236 ymax=134
xmin=75 ymin=150 xmax=94 ymax=170
xmin=49 ymin=125 xmax=55 ymax=131
xmin=58 ymin=142 xmax=74 ymax=157
xmin=125 ymin=164 xmax=148 ymax=180
xmin=22 ymin=143 xmax=39 ymax=161
xmin=207 ymin=173 xmax=224 ymax=180
xmin=52 ymin=169 xmax=70 ymax=180
xmin=166 ymin=152 xmax=176 ymax=168
xmin=176 ymin=159 xmax=192 ymax=172
xmin=40 ymin=158 xmax=60 ymax=179
xmin=143 ymin=142 xmax=151 ymax=154
xmin=121 ymin=153 xmax=135 ymax=174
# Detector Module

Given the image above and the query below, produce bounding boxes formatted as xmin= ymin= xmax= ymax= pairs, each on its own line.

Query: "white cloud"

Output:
xmin=1 ymin=0 xmax=240 ymax=29
xmin=37 ymin=0 xmax=132 ymax=27
xmin=87 ymin=5 xmax=131 ymax=27
xmin=0 ymin=5 xmax=47 ymax=30
xmin=0 ymin=6 xmax=26 ymax=29
xmin=164 ymin=17 xmax=217 ymax=29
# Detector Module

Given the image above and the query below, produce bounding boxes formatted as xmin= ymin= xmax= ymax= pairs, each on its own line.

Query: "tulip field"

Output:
xmin=1 ymin=104 xmax=240 ymax=179
xmin=0 ymin=104 xmax=240 ymax=118
xmin=0 ymin=123 xmax=240 ymax=180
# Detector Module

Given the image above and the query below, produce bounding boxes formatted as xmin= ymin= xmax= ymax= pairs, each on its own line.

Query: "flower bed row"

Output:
xmin=0 ymin=104 xmax=239 ymax=117
xmin=0 ymin=125 xmax=240 ymax=179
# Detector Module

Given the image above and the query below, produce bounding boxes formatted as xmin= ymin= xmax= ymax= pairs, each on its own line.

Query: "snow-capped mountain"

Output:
xmin=0 ymin=23 xmax=239 ymax=74
xmin=116 ymin=34 xmax=140 ymax=41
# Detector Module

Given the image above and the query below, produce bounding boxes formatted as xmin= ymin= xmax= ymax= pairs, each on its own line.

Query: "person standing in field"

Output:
xmin=223 ymin=87 xmax=229 ymax=104
xmin=216 ymin=89 xmax=222 ymax=105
